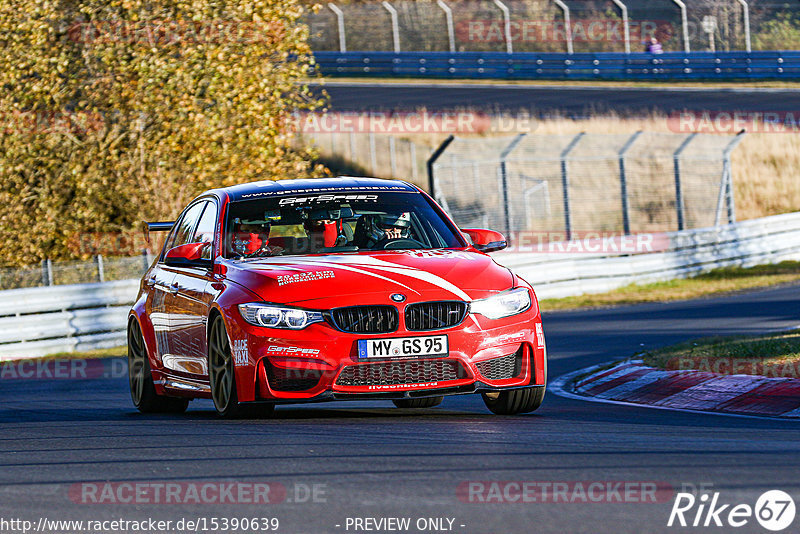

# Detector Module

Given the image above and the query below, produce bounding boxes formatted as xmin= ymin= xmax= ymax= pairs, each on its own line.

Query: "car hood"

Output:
xmin=223 ymin=250 xmax=514 ymax=306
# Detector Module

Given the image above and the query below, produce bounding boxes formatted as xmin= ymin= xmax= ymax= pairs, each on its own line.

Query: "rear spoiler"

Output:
xmin=142 ymin=221 xmax=175 ymax=244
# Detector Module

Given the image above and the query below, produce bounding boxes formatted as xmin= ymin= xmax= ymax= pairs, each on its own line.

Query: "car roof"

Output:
xmin=219 ymin=177 xmax=419 ymax=202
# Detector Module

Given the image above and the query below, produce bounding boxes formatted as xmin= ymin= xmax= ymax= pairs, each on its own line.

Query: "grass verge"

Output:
xmin=37 ymin=346 xmax=126 ymax=361
xmin=540 ymin=261 xmax=800 ymax=311
xmin=641 ymin=329 xmax=800 ymax=379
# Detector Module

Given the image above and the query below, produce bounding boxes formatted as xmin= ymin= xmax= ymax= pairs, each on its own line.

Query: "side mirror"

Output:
xmin=165 ymin=243 xmax=212 ymax=268
xmin=462 ymin=228 xmax=507 ymax=253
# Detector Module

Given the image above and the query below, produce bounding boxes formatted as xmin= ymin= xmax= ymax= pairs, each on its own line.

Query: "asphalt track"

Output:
xmin=316 ymin=82 xmax=800 ymax=116
xmin=2 ymin=284 xmax=800 ymax=534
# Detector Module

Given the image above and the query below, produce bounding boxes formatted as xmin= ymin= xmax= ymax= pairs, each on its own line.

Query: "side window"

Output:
xmin=168 ymin=202 xmax=207 ymax=251
xmin=192 ymin=202 xmax=218 ymax=260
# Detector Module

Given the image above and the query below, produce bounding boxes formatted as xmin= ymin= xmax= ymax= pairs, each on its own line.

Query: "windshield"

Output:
xmin=224 ymin=191 xmax=464 ymax=259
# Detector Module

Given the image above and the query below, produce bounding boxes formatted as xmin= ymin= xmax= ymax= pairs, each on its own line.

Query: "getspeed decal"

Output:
xmin=266 ymin=346 xmax=321 ymax=356
xmin=278 ymin=194 xmax=378 ymax=206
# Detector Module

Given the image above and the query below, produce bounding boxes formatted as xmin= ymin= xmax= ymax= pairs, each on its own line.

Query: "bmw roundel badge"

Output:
xmin=390 ymin=293 xmax=406 ymax=303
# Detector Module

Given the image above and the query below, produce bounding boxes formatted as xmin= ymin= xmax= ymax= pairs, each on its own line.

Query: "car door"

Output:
xmin=164 ymin=200 xmax=218 ymax=379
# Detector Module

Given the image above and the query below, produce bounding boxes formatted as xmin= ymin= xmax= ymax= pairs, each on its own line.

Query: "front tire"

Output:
xmin=481 ymin=386 xmax=545 ymax=415
xmin=208 ymin=315 xmax=273 ymax=419
xmin=128 ymin=320 xmax=189 ymax=414
xmin=392 ymin=396 xmax=443 ymax=409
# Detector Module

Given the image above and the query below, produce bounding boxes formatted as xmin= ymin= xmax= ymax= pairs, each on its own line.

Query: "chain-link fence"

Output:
xmin=307 ymin=0 xmax=800 ymax=54
xmin=0 ymin=254 xmax=152 ymax=290
xmin=301 ymin=131 xmax=430 ymax=186
xmin=432 ymin=131 xmax=745 ymax=239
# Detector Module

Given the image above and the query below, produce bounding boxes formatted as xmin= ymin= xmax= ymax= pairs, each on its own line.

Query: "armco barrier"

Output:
xmin=313 ymin=50 xmax=800 ymax=80
xmin=496 ymin=211 xmax=800 ymax=300
xmin=0 ymin=280 xmax=139 ymax=360
xmin=1 ymin=212 xmax=799 ymax=360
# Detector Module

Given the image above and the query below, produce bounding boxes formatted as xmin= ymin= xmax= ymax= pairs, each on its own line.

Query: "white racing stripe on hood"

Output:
xmin=266 ymin=255 xmax=472 ymax=300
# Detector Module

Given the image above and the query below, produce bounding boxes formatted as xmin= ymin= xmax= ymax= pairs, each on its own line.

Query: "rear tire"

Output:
xmin=128 ymin=320 xmax=189 ymax=414
xmin=392 ymin=396 xmax=443 ymax=409
xmin=481 ymin=386 xmax=545 ymax=415
xmin=208 ymin=315 xmax=274 ymax=419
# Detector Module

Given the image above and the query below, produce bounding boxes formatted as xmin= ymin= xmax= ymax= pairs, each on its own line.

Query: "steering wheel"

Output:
xmin=374 ymin=237 xmax=426 ymax=250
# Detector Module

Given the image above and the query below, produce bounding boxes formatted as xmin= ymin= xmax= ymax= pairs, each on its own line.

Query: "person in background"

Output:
xmin=646 ymin=37 xmax=663 ymax=54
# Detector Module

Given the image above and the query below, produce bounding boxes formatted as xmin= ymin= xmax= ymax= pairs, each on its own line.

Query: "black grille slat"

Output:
xmin=330 ymin=305 xmax=398 ymax=334
xmin=405 ymin=301 xmax=468 ymax=331
xmin=476 ymin=353 xmax=520 ymax=381
xmin=336 ymin=360 xmax=465 ymax=387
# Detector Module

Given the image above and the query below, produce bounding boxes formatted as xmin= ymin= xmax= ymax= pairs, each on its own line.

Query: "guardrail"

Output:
xmin=1 ymin=211 xmax=799 ymax=360
xmin=496 ymin=211 xmax=800 ymax=300
xmin=0 ymin=280 xmax=138 ymax=360
xmin=313 ymin=51 xmax=800 ymax=80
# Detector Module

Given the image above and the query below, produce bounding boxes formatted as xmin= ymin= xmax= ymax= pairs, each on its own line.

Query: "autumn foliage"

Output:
xmin=0 ymin=0 xmax=326 ymax=266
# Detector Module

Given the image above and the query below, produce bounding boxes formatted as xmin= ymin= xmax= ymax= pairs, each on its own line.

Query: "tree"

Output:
xmin=0 ymin=0 xmax=326 ymax=266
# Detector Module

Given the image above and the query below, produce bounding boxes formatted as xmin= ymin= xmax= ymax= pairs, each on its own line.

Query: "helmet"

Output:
xmin=231 ymin=218 xmax=270 ymax=256
xmin=358 ymin=212 xmax=411 ymax=245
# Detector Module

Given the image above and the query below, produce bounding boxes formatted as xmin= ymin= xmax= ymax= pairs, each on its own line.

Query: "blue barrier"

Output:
xmin=313 ymin=51 xmax=800 ymax=80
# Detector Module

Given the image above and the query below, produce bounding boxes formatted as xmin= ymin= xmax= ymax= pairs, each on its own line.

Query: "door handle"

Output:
xmin=170 ymin=282 xmax=180 ymax=295
xmin=145 ymin=277 xmax=155 ymax=288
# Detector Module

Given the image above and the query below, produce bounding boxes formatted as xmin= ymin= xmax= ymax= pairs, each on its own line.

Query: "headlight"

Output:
xmin=238 ymin=303 xmax=324 ymax=330
xmin=470 ymin=288 xmax=531 ymax=319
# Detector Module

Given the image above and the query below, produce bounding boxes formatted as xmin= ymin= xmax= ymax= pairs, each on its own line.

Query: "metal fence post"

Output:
xmin=618 ymin=131 xmax=642 ymax=235
xmin=735 ymin=0 xmax=751 ymax=53
xmin=96 ymin=254 xmax=105 ymax=283
xmin=143 ymin=250 xmax=152 ymax=271
xmin=498 ymin=133 xmax=527 ymax=242
xmin=427 ymin=135 xmax=455 ymax=200
xmin=610 ymin=0 xmax=631 ymax=54
xmin=553 ymin=0 xmax=574 ymax=55
xmin=492 ymin=0 xmax=513 ymax=54
xmin=329 ymin=3 xmax=347 ymax=53
xmin=560 ymin=133 xmax=585 ymax=241
xmin=388 ymin=136 xmax=398 ymax=177
xmin=722 ymin=130 xmax=745 ymax=224
xmin=41 ymin=260 xmax=49 ymax=287
xmin=349 ymin=132 xmax=356 ymax=162
xmin=369 ymin=132 xmax=377 ymax=175
xmin=671 ymin=0 xmax=691 ymax=52
xmin=673 ymin=133 xmax=697 ymax=231
xmin=409 ymin=140 xmax=418 ymax=180
xmin=381 ymin=1 xmax=401 ymax=53
xmin=437 ymin=0 xmax=456 ymax=53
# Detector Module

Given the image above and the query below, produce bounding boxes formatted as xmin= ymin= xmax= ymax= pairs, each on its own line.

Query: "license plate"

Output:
xmin=358 ymin=335 xmax=448 ymax=359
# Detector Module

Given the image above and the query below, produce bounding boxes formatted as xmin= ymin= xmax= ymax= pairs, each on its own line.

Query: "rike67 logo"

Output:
xmin=668 ymin=490 xmax=795 ymax=531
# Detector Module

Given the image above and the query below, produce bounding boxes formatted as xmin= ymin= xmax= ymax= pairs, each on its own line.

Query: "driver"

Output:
xmin=354 ymin=212 xmax=412 ymax=248
xmin=230 ymin=219 xmax=282 ymax=258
